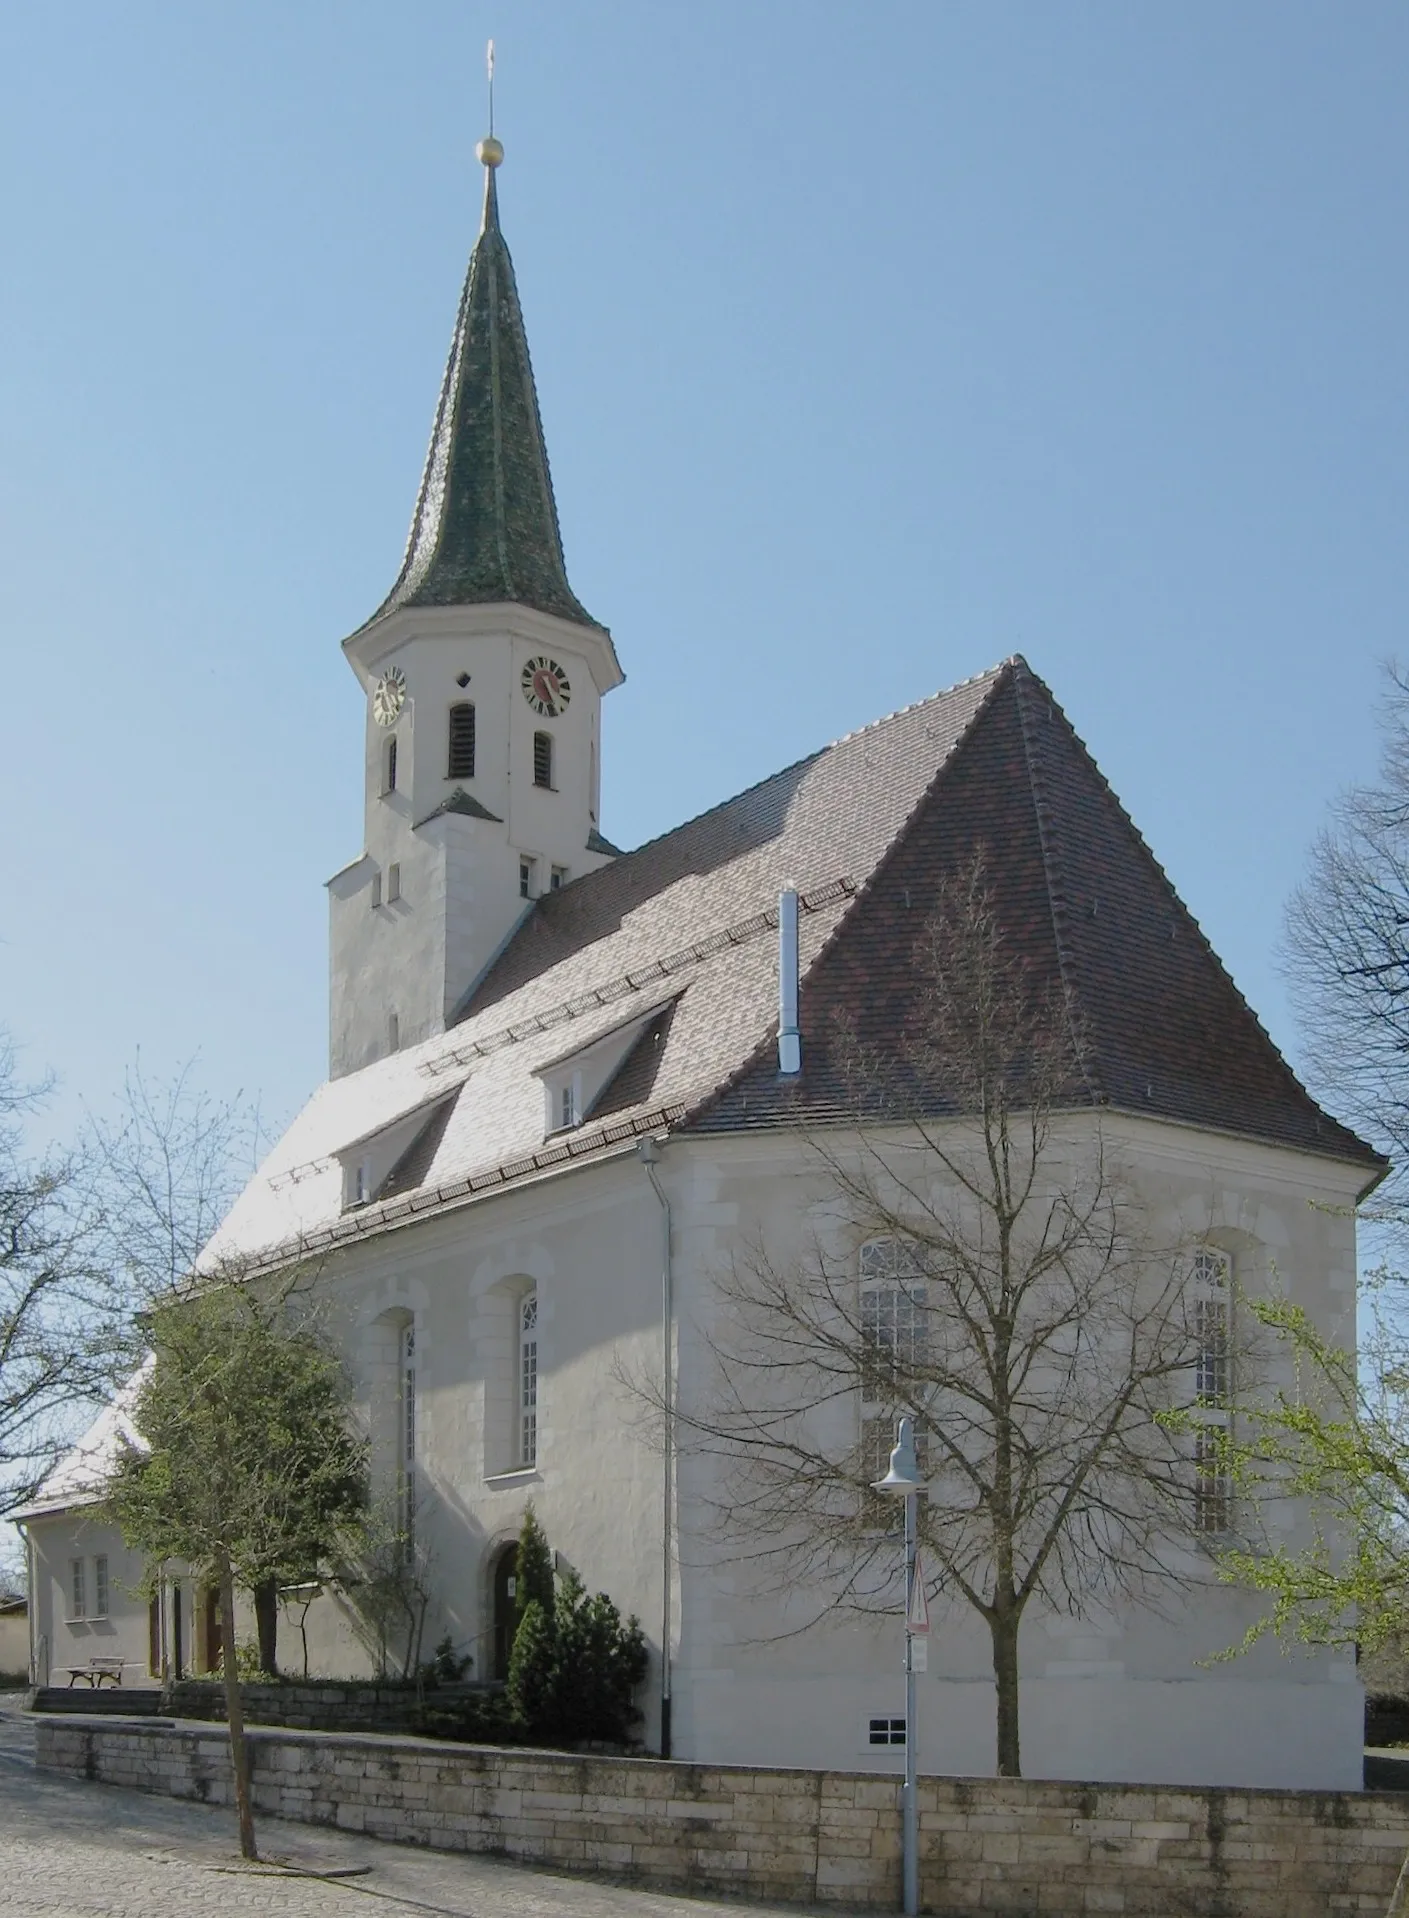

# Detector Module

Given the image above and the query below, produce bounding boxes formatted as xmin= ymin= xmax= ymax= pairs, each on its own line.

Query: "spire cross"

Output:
xmin=487 ymin=38 xmax=495 ymax=137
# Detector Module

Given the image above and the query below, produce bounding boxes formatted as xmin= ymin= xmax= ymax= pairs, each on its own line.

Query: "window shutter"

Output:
xmin=448 ymin=703 xmax=476 ymax=778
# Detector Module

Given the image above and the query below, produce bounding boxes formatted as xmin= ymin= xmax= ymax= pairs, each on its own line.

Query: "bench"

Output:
xmin=64 ymin=1657 xmax=126 ymax=1688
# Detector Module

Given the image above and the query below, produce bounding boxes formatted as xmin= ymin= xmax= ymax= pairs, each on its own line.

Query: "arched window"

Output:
xmin=383 ymin=735 xmax=398 ymax=795
xmin=533 ymin=731 xmax=553 ymax=790
xmin=858 ymin=1238 xmax=929 ymax=1524
xmin=400 ymin=1322 xmax=417 ymax=1554
xmin=1188 ymin=1247 xmax=1232 ymax=1535
xmin=519 ymin=1293 xmax=539 ymax=1468
xmin=448 ymin=702 xmax=476 ymax=778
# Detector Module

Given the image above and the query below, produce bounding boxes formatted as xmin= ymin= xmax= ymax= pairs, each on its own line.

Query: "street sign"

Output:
xmin=907 ymin=1553 xmax=930 ymax=1635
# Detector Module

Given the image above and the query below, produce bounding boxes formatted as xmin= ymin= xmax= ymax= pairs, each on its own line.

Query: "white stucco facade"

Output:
xmin=24 ymin=1110 xmax=1366 ymax=1788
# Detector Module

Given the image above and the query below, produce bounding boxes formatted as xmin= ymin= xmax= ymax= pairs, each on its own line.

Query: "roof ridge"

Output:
xmin=1009 ymin=659 xmax=1108 ymax=1106
xmin=680 ymin=663 xmax=1018 ymax=1134
xmin=520 ymin=661 xmax=1014 ymax=901
xmin=1010 ymin=661 xmax=1371 ymax=1156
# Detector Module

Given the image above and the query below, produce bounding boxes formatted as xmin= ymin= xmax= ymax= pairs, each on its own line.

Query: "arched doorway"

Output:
xmin=492 ymin=1543 xmax=518 ymax=1680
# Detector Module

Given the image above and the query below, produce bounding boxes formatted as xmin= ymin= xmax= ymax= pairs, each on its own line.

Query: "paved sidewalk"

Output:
xmin=0 ymin=1710 xmax=855 ymax=1917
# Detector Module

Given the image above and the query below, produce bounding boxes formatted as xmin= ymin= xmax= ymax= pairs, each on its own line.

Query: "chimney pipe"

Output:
xmin=778 ymin=885 xmax=801 ymax=1075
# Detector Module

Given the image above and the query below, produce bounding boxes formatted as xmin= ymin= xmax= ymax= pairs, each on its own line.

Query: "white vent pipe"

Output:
xmin=778 ymin=885 xmax=801 ymax=1075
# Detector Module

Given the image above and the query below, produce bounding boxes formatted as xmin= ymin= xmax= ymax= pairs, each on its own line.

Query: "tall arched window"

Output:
xmin=448 ymin=702 xmax=476 ymax=778
xmin=400 ymin=1321 xmax=417 ymax=1554
xmin=1189 ymin=1247 xmax=1232 ymax=1535
xmin=858 ymin=1238 xmax=929 ymax=1525
xmin=533 ymin=731 xmax=553 ymax=790
xmin=519 ymin=1293 xmax=539 ymax=1468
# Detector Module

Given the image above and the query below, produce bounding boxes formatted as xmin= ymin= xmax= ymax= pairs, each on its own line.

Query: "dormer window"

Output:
xmin=533 ymin=731 xmax=554 ymax=790
xmin=535 ymin=996 xmax=682 ymax=1141
xmin=382 ymin=735 xmax=398 ymax=795
xmin=448 ymin=702 xmax=476 ymax=778
xmin=546 ymin=1072 xmax=582 ymax=1134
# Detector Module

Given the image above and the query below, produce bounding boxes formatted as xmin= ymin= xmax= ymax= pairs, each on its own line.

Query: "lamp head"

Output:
xmin=871 ymin=1414 xmax=924 ymax=1494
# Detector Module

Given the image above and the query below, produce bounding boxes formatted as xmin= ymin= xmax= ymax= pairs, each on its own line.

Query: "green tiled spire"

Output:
xmin=360 ymin=145 xmax=600 ymax=633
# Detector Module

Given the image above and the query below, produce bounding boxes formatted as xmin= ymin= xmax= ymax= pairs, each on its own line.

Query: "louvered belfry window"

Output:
xmin=448 ymin=702 xmax=476 ymax=778
xmin=533 ymin=731 xmax=553 ymax=789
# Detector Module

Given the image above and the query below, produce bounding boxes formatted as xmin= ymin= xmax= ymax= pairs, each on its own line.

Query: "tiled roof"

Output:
xmin=202 ymin=658 xmax=1378 ymax=1273
xmin=352 ymin=162 xmax=600 ymax=638
xmin=693 ymin=659 xmax=1381 ymax=1171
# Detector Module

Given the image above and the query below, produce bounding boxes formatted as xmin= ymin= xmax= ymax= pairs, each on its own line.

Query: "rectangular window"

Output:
xmin=868 ymin=1717 xmax=907 ymax=1747
xmin=448 ymin=702 xmax=476 ymax=778
xmin=70 ymin=1558 xmax=86 ymax=1620
xmin=519 ymin=1294 xmax=539 ymax=1468
xmin=533 ymin=731 xmax=554 ymax=789
xmin=382 ymin=735 xmax=398 ymax=795
xmin=560 ymin=1083 xmax=575 ymax=1129
xmin=371 ymin=870 xmax=382 ymax=909
xmin=520 ymin=857 xmax=536 ymax=900
xmin=387 ymin=862 xmax=401 ymax=903
xmin=94 ymin=1556 xmax=110 ymax=1619
xmin=387 ymin=1011 xmax=400 ymax=1052
xmin=550 ymin=865 xmax=567 ymax=891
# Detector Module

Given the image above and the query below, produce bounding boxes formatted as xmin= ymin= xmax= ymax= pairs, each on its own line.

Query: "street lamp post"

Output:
xmin=873 ymin=1414 xmax=924 ymax=1917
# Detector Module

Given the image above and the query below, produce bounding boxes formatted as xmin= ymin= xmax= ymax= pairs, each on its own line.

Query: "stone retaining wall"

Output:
xmin=36 ymin=1715 xmax=1409 ymax=1915
xmin=161 ymin=1679 xmax=492 ymax=1735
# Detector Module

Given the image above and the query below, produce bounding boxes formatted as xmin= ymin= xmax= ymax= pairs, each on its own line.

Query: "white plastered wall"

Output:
xmin=329 ymin=604 xmax=617 ymax=1079
xmin=657 ymin=1116 xmax=1367 ymax=1790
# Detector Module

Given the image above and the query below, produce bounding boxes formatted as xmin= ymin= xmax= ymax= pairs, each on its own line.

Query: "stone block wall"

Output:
xmin=160 ymin=1680 xmax=489 ymax=1735
xmin=36 ymin=1716 xmax=1409 ymax=1915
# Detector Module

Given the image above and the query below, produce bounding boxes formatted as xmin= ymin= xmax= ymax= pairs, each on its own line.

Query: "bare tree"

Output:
xmin=1284 ymin=663 xmax=1409 ymax=1222
xmin=0 ymin=1038 xmax=135 ymax=1516
xmin=656 ymin=856 xmax=1210 ymax=1777
xmin=85 ymin=1054 xmax=264 ymax=1304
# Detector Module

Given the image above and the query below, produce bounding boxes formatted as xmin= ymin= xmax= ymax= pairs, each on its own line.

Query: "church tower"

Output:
xmin=329 ymin=136 xmax=624 ymax=1078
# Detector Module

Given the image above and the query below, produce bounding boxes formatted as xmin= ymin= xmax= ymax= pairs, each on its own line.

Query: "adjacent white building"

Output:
xmin=18 ymin=136 xmax=1382 ymax=1788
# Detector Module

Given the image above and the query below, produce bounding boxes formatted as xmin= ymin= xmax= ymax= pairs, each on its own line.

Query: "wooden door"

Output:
xmin=492 ymin=1545 xmax=518 ymax=1680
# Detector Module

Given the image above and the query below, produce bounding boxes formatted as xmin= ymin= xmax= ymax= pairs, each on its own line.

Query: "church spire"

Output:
xmin=356 ymin=134 xmax=601 ymax=635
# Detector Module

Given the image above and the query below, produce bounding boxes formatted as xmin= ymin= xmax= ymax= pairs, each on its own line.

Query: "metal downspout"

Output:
xmin=637 ymin=1136 xmax=673 ymax=1759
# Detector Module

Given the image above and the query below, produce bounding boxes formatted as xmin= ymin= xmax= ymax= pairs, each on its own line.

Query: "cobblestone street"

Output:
xmin=0 ymin=1711 xmax=844 ymax=1917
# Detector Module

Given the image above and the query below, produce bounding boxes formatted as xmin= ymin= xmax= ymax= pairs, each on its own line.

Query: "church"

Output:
xmin=18 ymin=134 xmax=1380 ymax=1791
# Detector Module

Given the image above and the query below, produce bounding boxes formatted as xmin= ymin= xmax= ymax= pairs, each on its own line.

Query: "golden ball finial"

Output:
xmin=477 ymin=135 xmax=504 ymax=168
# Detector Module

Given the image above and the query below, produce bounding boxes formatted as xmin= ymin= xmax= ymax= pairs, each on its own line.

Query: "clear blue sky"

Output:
xmin=4 ymin=2 xmax=1407 ymax=1149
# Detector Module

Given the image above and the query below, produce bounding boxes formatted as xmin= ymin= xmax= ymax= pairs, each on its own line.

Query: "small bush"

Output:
xmin=418 ymin=1634 xmax=473 ymax=1687
xmin=506 ymin=1564 xmax=648 ymax=1746
xmin=409 ymin=1687 xmax=522 ymax=1744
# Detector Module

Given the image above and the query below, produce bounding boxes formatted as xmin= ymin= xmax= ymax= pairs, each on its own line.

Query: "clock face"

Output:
xmin=372 ymin=667 xmax=407 ymax=728
xmin=521 ymin=656 xmax=571 ymax=718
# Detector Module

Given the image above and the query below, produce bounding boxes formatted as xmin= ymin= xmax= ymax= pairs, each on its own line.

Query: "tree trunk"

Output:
xmin=990 ymin=1607 xmax=1022 ymax=1778
xmin=218 ymin=1553 xmax=258 ymax=1861
xmin=253 ymin=1577 xmax=279 ymax=1678
xmin=1387 ymin=1844 xmax=1409 ymax=1917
